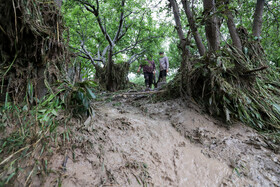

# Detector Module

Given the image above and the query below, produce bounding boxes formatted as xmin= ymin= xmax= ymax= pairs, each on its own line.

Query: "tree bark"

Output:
xmin=203 ymin=0 xmax=220 ymax=52
xmin=181 ymin=0 xmax=206 ymax=56
xmin=169 ymin=0 xmax=191 ymax=96
xmin=252 ymin=0 xmax=265 ymax=38
xmin=36 ymin=66 xmax=48 ymax=100
xmin=225 ymin=2 xmax=242 ymax=52
xmin=170 ymin=0 xmax=185 ymax=43
xmin=106 ymin=47 xmax=114 ymax=91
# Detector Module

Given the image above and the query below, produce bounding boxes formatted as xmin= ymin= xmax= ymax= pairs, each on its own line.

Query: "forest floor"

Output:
xmin=24 ymin=92 xmax=280 ymax=187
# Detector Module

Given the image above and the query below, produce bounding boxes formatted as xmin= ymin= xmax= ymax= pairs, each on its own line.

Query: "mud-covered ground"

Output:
xmin=28 ymin=96 xmax=279 ymax=187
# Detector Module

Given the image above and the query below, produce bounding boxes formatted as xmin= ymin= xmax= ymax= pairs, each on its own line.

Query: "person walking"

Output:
xmin=137 ymin=57 xmax=156 ymax=91
xmin=158 ymin=51 xmax=169 ymax=83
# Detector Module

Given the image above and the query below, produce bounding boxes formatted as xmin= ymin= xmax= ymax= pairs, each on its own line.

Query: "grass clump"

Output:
xmin=0 ymin=79 xmax=96 ymax=186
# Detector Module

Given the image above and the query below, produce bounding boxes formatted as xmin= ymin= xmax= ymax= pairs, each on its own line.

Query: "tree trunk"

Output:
xmin=170 ymin=0 xmax=185 ymax=43
xmin=252 ymin=0 xmax=265 ymax=38
xmin=181 ymin=0 xmax=206 ymax=56
xmin=169 ymin=0 xmax=191 ymax=96
xmin=95 ymin=62 xmax=130 ymax=91
xmin=225 ymin=2 xmax=242 ymax=52
xmin=106 ymin=46 xmax=114 ymax=91
xmin=203 ymin=0 xmax=220 ymax=52
xmin=36 ymin=66 xmax=48 ymax=100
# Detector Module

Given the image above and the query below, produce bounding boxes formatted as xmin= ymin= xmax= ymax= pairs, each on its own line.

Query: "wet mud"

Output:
xmin=30 ymin=98 xmax=279 ymax=186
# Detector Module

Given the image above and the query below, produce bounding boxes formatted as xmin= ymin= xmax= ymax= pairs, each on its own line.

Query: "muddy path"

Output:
xmin=32 ymin=96 xmax=279 ymax=187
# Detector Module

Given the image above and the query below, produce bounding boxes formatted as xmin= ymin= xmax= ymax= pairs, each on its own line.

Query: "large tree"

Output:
xmin=166 ymin=0 xmax=280 ymax=130
xmin=224 ymin=0 xmax=242 ymax=52
xmin=169 ymin=0 xmax=192 ymax=95
xmin=64 ymin=0 xmax=165 ymax=91
xmin=181 ymin=0 xmax=206 ymax=56
xmin=252 ymin=0 xmax=265 ymax=38
xmin=203 ymin=0 xmax=220 ymax=52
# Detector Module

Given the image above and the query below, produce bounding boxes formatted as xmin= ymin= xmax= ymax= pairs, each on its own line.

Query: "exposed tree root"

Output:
xmin=0 ymin=0 xmax=68 ymax=103
xmin=167 ymin=31 xmax=280 ymax=132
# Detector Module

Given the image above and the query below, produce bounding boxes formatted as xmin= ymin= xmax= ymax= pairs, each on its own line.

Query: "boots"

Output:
xmin=162 ymin=76 xmax=166 ymax=83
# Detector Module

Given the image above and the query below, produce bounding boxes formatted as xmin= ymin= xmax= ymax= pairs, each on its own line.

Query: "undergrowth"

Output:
xmin=0 ymin=0 xmax=99 ymax=185
xmin=188 ymin=48 xmax=280 ymax=131
xmin=165 ymin=35 xmax=280 ymax=144
xmin=0 ymin=80 xmax=96 ymax=186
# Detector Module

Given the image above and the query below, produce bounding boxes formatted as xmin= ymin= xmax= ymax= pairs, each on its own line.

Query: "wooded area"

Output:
xmin=0 ymin=0 xmax=280 ymax=185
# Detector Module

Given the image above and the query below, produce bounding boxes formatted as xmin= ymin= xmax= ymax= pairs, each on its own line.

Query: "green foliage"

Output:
xmin=2 ymin=0 xmax=280 ymax=184
xmin=139 ymin=60 xmax=149 ymax=67
xmin=0 ymin=98 xmax=62 ymax=184
xmin=224 ymin=0 xmax=280 ymax=66
xmin=62 ymin=0 xmax=168 ymax=80
xmin=166 ymin=69 xmax=177 ymax=83
xmin=63 ymin=81 xmax=97 ymax=115
xmin=130 ymin=74 xmax=145 ymax=86
xmin=0 ymin=79 xmax=96 ymax=184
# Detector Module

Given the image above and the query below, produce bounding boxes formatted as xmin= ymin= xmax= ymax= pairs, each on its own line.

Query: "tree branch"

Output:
xmin=102 ymin=45 xmax=109 ymax=57
xmin=243 ymin=66 xmax=268 ymax=75
xmin=113 ymin=0 xmax=126 ymax=43
xmin=128 ymin=50 xmax=146 ymax=64
xmin=113 ymin=35 xmax=162 ymax=56
xmin=76 ymin=0 xmax=114 ymax=46
xmin=181 ymin=0 xmax=206 ymax=56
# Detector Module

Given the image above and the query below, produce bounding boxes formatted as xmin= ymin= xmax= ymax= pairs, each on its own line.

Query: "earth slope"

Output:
xmin=38 ymin=97 xmax=279 ymax=186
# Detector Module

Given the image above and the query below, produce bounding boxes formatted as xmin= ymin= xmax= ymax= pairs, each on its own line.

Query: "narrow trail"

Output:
xmin=35 ymin=96 xmax=279 ymax=187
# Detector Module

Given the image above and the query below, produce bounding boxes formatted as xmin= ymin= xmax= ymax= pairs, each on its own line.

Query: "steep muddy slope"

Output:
xmin=33 ymin=98 xmax=279 ymax=187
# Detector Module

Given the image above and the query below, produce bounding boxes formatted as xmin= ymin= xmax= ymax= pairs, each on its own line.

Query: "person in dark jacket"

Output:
xmin=137 ymin=58 xmax=156 ymax=91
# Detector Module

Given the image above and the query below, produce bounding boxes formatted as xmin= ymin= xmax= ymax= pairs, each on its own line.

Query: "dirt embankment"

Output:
xmin=27 ymin=97 xmax=279 ymax=187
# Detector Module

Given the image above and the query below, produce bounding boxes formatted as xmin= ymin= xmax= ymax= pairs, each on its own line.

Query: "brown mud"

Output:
xmin=27 ymin=97 xmax=279 ymax=187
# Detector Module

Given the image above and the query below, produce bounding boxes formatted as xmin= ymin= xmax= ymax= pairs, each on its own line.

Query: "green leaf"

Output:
xmin=38 ymin=109 xmax=47 ymax=113
xmin=5 ymin=172 xmax=16 ymax=184
xmin=273 ymin=104 xmax=280 ymax=113
xmin=4 ymin=92 xmax=9 ymax=108
xmin=51 ymin=109 xmax=58 ymax=116
xmin=193 ymin=62 xmax=204 ymax=69
xmin=86 ymin=86 xmax=96 ymax=99
xmin=27 ymin=81 xmax=33 ymax=103
xmin=22 ymin=105 xmax=28 ymax=111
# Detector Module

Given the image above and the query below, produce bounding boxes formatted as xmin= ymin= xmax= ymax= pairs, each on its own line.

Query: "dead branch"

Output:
xmin=243 ymin=66 xmax=268 ymax=75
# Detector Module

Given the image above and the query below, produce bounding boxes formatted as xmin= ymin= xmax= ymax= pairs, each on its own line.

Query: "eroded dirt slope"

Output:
xmin=37 ymin=97 xmax=279 ymax=187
